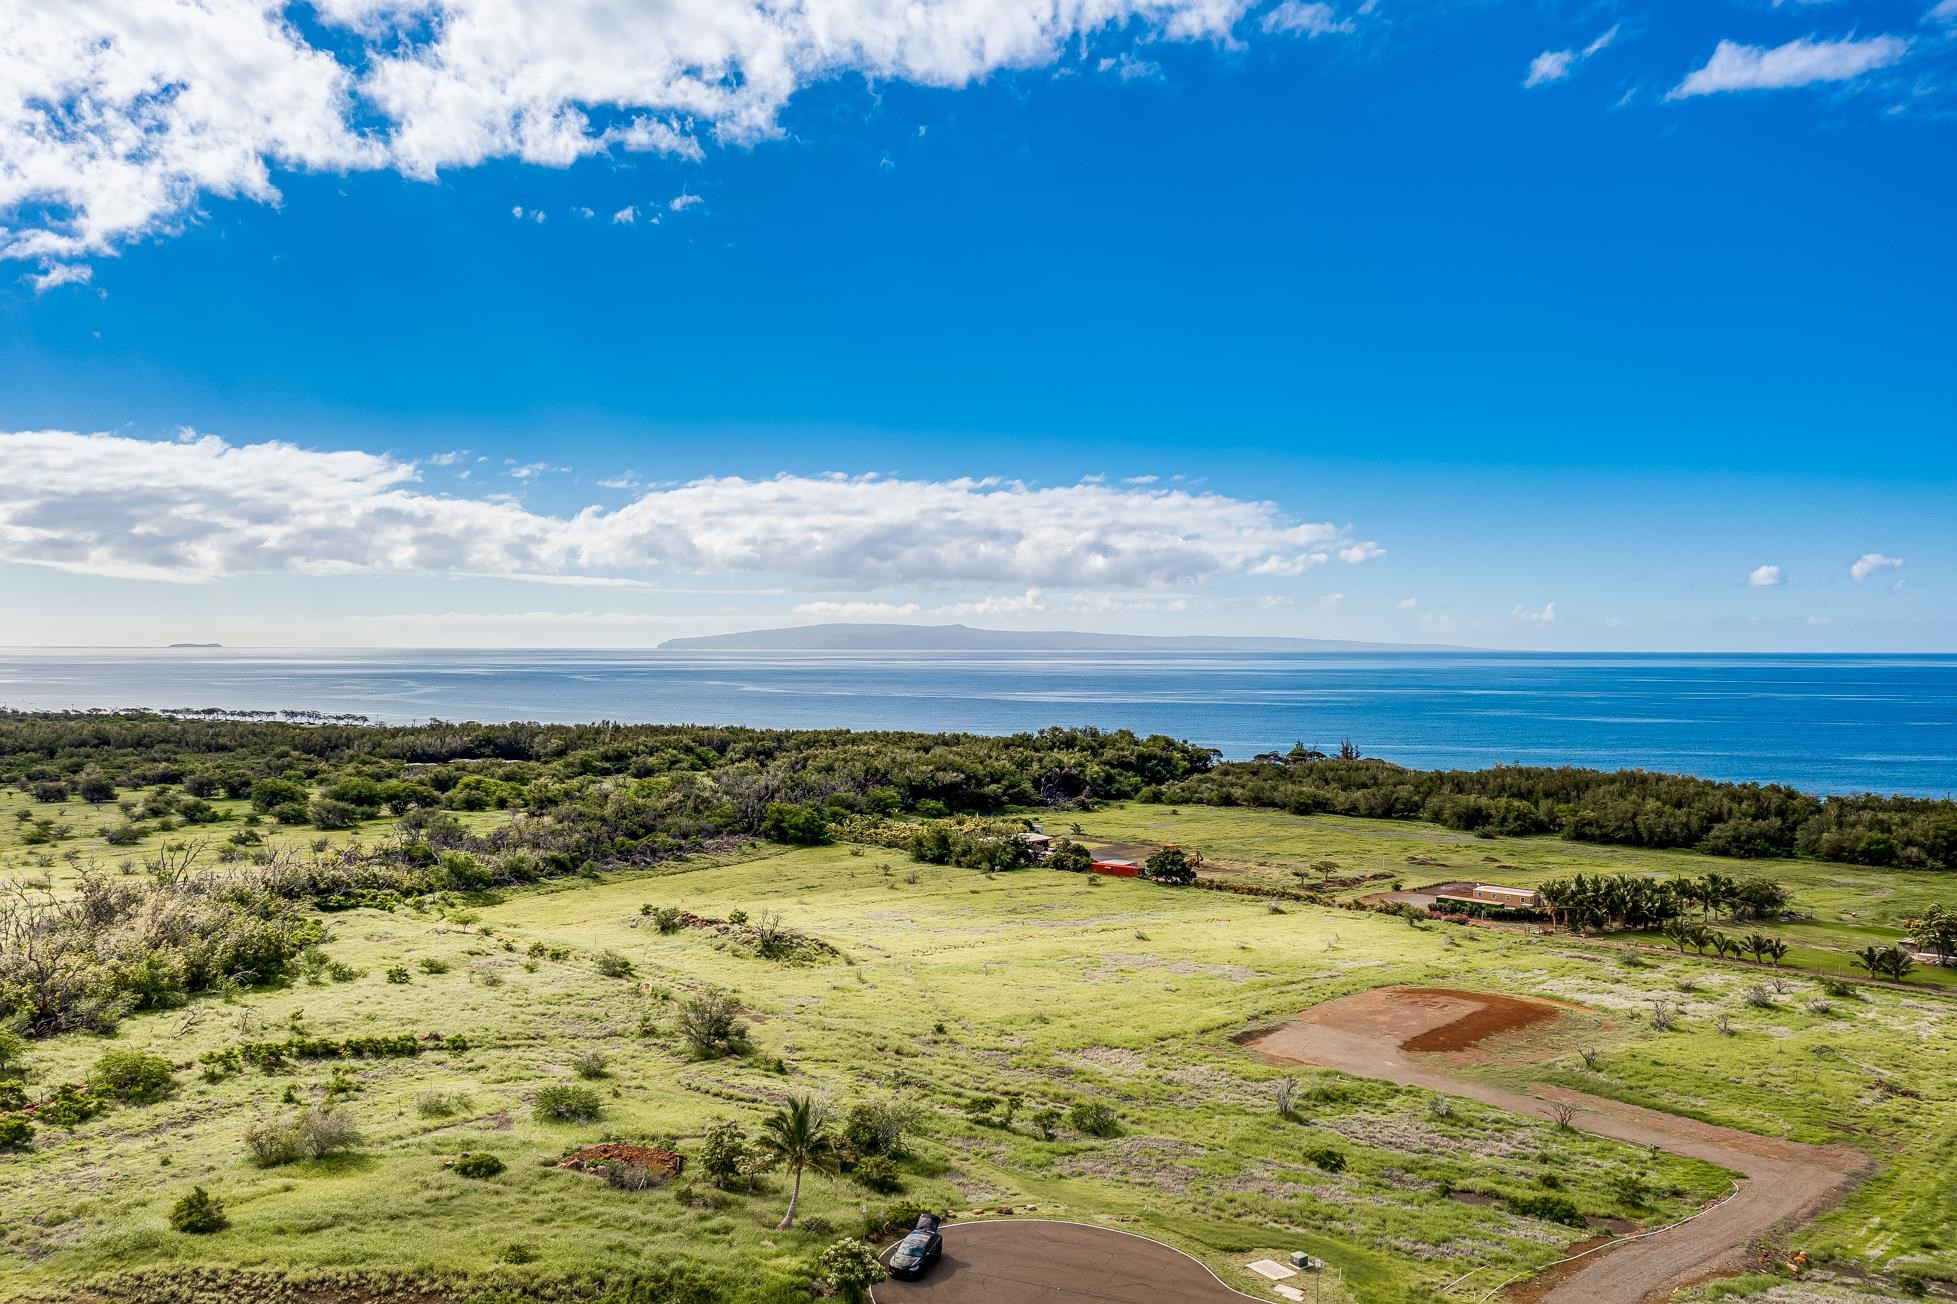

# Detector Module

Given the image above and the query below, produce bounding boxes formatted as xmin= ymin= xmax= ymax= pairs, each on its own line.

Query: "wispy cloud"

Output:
xmin=1747 ymin=564 xmax=1783 ymax=588
xmin=1524 ymin=24 xmax=1619 ymax=88
xmin=1318 ymin=592 xmax=1344 ymax=608
xmin=1669 ymin=34 xmax=1910 ymax=98
xmin=1261 ymin=1 xmax=1352 ymax=37
xmin=28 ymin=263 xmax=93 ymax=294
xmin=1512 ymin=601 xmax=1557 ymax=624
xmin=1849 ymin=552 xmax=1902 ymax=582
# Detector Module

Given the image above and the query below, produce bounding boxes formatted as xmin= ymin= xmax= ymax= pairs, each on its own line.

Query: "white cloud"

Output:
xmin=1747 ymin=564 xmax=1782 ymax=588
xmin=1337 ymin=541 xmax=1384 ymax=564
xmin=0 ymin=430 xmax=1368 ymax=591
xmin=611 ymin=207 xmax=638 ymax=225
xmin=1524 ymin=23 xmax=1618 ymax=87
xmin=1396 ymin=596 xmax=1418 ymax=609
xmin=1933 ymin=0 xmax=1957 ymax=22
xmin=1525 ymin=50 xmax=1577 ymax=87
xmin=1512 ymin=601 xmax=1557 ymax=624
xmin=1261 ymin=2 xmax=1352 ymax=37
xmin=2 ymin=0 xmax=1261 ymax=264
xmin=1097 ymin=52 xmax=1162 ymax=81
xmin=1318 ymin=592 xmax=1343 ymax=608
xmin=1255 ymin=595 xmax=1294 ymax=608
xmin=792 ymin=587 xmax=1188 ymax=620
xmin=1849 ymin=552 xmax=1902 ymax=582
xmin=1669 ymin=35 xmax=1911 ymax=99
xmin=669 ymin=193 xmax=704 ymax=213
xmin=1249 ymin=552 xmax=1329 ymax=576
xmin=28 ymin=264 xmax=94 ymax=294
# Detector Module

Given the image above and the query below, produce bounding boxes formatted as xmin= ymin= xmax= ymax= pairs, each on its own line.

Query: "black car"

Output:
xmin=886 ymin=1213 xmax=942 ymax=1278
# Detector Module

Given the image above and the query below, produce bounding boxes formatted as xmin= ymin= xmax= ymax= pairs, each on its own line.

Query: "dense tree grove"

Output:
xmin=0 ymin=711 xmax=1211 ymax=822
xmin=1157 ymin=756 xmax=1957 ymax=871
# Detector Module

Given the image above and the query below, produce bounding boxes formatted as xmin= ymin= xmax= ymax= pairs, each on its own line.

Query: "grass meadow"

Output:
xmin=1 ymin=800 xmax=1952 ymax=1303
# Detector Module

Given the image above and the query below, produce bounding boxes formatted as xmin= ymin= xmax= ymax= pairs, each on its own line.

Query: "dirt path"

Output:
xmin=1246 ymin=989 xmax=1869 ymax=1304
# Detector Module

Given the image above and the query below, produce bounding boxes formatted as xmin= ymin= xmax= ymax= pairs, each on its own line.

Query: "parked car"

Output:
xmin=886 ymin=1213 xmax=943 ymax=1278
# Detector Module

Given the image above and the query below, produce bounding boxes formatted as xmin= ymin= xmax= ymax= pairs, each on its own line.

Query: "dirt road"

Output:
xmin=1247 ymin=989 xmax=1868 ymax=1304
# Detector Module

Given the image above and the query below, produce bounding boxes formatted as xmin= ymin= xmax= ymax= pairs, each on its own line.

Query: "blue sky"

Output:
xmin=1 ymin=0 xmax=1951 ymax=650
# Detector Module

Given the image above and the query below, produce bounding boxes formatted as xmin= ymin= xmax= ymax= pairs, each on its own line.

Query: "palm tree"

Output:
xmin=758 ymin=1094 xmax=838 ymax=1230
xmin=1763 ymin=938 xmax=1789 ymax=966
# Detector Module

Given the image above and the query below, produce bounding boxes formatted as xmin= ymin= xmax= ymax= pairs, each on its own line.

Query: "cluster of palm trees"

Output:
xmin=1536 ymin=871 xmax=1792 ymax=934
xmin=1854 ymin=945 xmax=1917 ymax=982
xmin=1659 ymin=921 xmax=1789 ymax=964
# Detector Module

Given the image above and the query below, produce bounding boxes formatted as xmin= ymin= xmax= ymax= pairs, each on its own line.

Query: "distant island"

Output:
xmin=659 ymin=622 xmax=1473 ymax=653
xmin=166 ymin=642 xmax=224 ymax=649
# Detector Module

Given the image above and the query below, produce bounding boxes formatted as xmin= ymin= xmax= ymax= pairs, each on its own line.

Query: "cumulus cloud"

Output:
xmin=1337 ymin=541 xmax=1384 ymax=564
xmin=1850 ymin=552 xmax=1902 ymax=582
xmin=611 ymin=206 xmax=637 ymax=225
xmin=1669 ymin=34 xmax=1911 ymax=98
xmin=0 ymin=430 xmax=1370 ymax=591
xmin=1 ymin=0 xmax=1264 ymax=261
xmin=1512 ymin=601 xmax=1557 ymax=624
xmin=1747 ymin=564 xmax=1783 ymax=588
xmin=1524 ymin=25 xmax=1619 ymax=88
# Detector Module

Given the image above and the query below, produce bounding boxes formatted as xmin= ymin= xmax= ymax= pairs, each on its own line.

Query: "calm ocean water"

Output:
xmin=1 ymin=649 xmax=1952 ymax=798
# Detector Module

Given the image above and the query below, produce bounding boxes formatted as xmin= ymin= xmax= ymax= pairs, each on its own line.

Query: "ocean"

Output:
xmin=1 ymin=649 xmax=1952 ymax=798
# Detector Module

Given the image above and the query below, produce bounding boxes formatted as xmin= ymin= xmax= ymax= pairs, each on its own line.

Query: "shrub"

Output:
xmin=244 ymin=1118 xmax=299 ymax=1167
xmin=817 ymin=1237 xmax=886 ymax=1303
xmin=699 ymin=1120 xmax=751 ymax=1189
xmin=1507 ymin=1191 xmax=1586 ymax=1227
xmin=36 ymin=1083 xmax=108 ymax=1127
xmin=1304 ymin=1146 xmax=1347 ymax=1173
xmin=0 ymin=1028 xmax=25 ymax=1075
xmin=594 ymin=950 xmax=636 ymax=978
xmin=850 ymin=1153 xmax=904 ymax=1193
xmin=573 ymin=1050 xmax=611 ymax=1079
xmin=169 ymin=1186 xmax=229 ymax=1234
xmin=652 ymin=907 xmax=685 ymax=934
xmin=676 ymin=988 xmax=747 ymax=1059
xmin=416 ymin=957 xmax=451 ymax=974
xmin=294 ymin=1105 xmax=362 ymax=1159
xmin=415 ymin=1090 xmax=471 ymax=1119
xmin=89 ymin=1050 xmax=177 ymax=1104
xmin=0 ymin=1113 xmax=33 ymax=1151
xmin=1067 ymin=1101 xmax=1120 ymax=1137
xmin=385 ymin=966 xmax=410 ymax=984
xmin=1142 ymin=847 xmax=1199 ymax=885
xmin=454 ymin=1152 xmax=505 ymax=1179
xmin=603 ymin=1162 xmax=665 ymax=1191
xmin=534 ymin=1084 xmax=604 ymax=1123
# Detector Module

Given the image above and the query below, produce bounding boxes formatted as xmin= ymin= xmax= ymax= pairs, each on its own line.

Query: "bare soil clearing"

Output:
xmin=1246 ymin=988 xmax=1869 ymax=1304
xmin=873 ymin=1220 xmax=1256 ymax=1304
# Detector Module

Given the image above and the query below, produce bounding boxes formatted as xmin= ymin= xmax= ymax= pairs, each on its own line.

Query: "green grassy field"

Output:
xmin=1073 ymin=805 xmax=1957 ymax=986
xmin=2 ymin=802 xmax=1952 ymax=1304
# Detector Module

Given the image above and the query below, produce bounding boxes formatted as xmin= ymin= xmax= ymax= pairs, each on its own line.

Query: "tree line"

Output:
xmin=1154 ymin=754 xmax=1957 ymax=871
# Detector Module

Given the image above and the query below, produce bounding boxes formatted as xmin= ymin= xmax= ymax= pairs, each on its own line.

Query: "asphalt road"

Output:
xmin=873 ymin=1220 xmax=1256 ymax=1304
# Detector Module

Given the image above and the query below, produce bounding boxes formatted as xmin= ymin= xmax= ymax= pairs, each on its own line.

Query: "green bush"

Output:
xmin=169 ymin=1186 xmax=229 ymax=1234
xmin=37 ymin=1082 xmax=108 ymax=1127
xmin=574 ymin=1050 xmax=611 ymax=1079
xmin=594 ymin=950 xmax=636 ymax=978
xmin=1067 ymin=1101 xmax=1120 ymax=1137
xmin=0 ymin=1113 xmax=33 ymax=1151
xmin=1507 ymin=1191 xmax=1587 ymax=1227
xmin=534 ymin=1084 xmax=604 ymax=1123
xmin=454 ymin=1152 xmax=505 ymax=1179
xmin=1304 ymin=1146 xmax=1347 ymax=1173
xmin=90 ymin=1050 xmax=177 ymax=1104
xmin=850 ymin=1154 xmax=904 ymax=1193
xmin=817 ymin=1237 xmax=886 ymax=1303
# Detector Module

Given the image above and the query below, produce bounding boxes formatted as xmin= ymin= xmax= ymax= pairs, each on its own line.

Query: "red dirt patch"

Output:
xmin=557 ymin=1143 xmax=684 ymax=1177
xmin=1396 ymin=988 xmax=1566 ymax=1053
